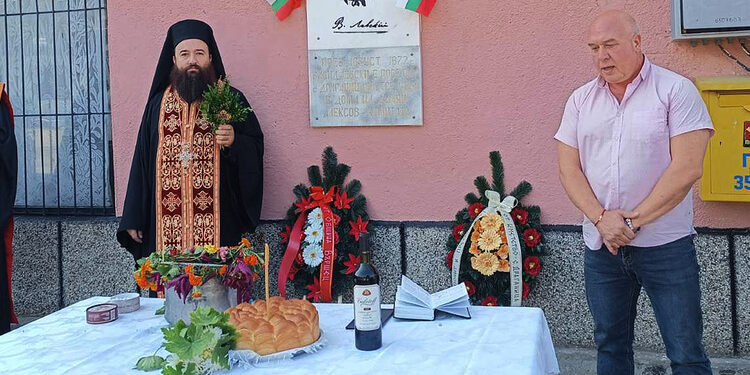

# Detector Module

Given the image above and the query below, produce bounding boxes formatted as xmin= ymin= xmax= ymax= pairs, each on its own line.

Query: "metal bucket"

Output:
xmin=165 ymin=278 xmax=238 ymax=325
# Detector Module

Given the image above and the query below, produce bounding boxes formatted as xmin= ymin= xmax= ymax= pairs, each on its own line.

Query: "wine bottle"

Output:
xmin=353 ymin=233 xmax=382 ymax=351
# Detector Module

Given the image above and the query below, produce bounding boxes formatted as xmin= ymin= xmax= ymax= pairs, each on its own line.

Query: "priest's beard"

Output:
xmin=170 ymin=63 xmax=217 ymax=103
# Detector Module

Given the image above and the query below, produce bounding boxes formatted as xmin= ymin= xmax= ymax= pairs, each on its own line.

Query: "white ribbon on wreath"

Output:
xmin=451 ymin=190 xmax=524 ymax=307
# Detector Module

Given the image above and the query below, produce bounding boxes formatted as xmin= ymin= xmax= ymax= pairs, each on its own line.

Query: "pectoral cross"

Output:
xmin=178 ymin=142 xmax=194 ymax=169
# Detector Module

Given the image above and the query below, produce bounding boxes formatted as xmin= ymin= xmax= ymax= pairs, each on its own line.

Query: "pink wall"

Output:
xmin=108 ymin=0 xmax=750 ymax=227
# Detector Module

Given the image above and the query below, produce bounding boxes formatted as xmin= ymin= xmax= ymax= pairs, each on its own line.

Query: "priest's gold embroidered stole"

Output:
xmin=155 ymin=86 xmax=220 ymax=252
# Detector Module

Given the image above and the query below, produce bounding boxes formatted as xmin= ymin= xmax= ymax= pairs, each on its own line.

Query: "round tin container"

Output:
xmin=109 ymin=292 xmax=141 ymax=313
xmin=86 ymin=303 xmax=118 ymax=324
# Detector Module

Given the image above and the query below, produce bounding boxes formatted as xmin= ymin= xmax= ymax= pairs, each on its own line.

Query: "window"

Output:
xmin=1 ymin=0 xmax=113 ymax=215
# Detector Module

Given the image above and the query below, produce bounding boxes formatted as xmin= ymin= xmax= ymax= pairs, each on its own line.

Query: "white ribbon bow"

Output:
xmin=485 ymin=190 xmax=517 ymax=213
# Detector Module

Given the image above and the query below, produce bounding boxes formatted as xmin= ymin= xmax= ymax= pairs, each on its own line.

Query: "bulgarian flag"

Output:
xmin=396 ymin=0 xmax=437 ymax=16
xmin=266 ymin=0 xmax=302 ymax=21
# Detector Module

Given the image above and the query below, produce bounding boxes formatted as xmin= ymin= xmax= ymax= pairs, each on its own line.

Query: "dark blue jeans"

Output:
xmin=584 ymin=235 xmax=712 ymax=375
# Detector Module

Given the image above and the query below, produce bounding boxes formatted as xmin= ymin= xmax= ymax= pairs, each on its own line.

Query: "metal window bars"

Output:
xmin=2 ymin=0 xmax=114 ymax=215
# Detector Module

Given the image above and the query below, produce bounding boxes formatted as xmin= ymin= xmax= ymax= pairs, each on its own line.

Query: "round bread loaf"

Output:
xmin=226 ymin=296 xmax=320 ymax=355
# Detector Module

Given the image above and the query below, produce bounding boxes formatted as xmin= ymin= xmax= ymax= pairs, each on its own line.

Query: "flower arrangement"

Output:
xmin=134 ymin=237 xmax=264 ymax=303
xmin=446 ymin=151 xmax=545 ymax=306
xmin=200 ymin=77 xmax=252 ymax=133
xmin=278 ymin=147 xmax=369 ymax=302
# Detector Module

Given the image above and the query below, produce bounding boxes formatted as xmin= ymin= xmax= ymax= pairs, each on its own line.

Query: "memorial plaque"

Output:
xmin=307 ymin=0 xmax=423 ymax=127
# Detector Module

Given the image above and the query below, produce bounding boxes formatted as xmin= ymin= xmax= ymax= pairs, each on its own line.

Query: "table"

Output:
xmin=0 ymin=297 xmax=559 ymax=374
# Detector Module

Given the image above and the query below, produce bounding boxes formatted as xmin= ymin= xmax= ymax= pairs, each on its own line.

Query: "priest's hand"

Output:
xmin=216 ymin=124 xmax=235 ymax=147
xmin=127 ymin=229 xmax=143 ymax=244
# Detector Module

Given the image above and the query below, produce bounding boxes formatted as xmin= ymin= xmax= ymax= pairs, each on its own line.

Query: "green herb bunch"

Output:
xmin=200 ymin=77 xmax=252 ymax=133
xmin=135 ymin=307 xmax=239 ymax=375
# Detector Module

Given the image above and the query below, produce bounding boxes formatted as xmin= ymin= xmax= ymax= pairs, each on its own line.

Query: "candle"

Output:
xmin=264 ymin=243 xmax=270 ymax=304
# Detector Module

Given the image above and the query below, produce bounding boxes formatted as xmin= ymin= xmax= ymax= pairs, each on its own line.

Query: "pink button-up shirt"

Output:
xmin=555 ymin=58 xmax=713 ymax=250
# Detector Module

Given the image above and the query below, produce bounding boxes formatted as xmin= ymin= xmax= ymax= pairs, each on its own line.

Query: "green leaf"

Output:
xmin=321 ymin=146 xmax=339 ymax=188
xmin=155 ymin=264 xmax=170 ymax=276
xmin=167 ymin=265 xmax=181 ymax=278
xmin=285 ymin=206 xmax=298 ymax=221
xmin=344 ymin=179 xmax=361 ymax=197
xmin=335 ymin=163 xmax=351 ymax=187
xmin=212 ymin=342 xmax=232 ymax=369
xmin=489 ymin=151 xmax=506 ymax=196
xmin=509 ymin=181 xmax=533 ymax=201
xmin=184 ymin=362 xmax=198 ymax=375
xmin=474 ymin=176 xmax=491 ymax=196
xmin=455 ymin=208 xmax=469 ymax=223
xmin=162 ymin=361 xmax=198 ymax=375
xmin=217 ymin=323 xmax=239 ymax=349
xmin=188 ymin=307 xmax=222 ymax=327
xmin=162 ymin=321 xmax=192 ymax=360
xmin=464 ymin=192 xmax=480 ymax=205
xmin=307 ymin=166 xmax=323 ymax=187
xmin=155 ymin=305 xmax=166 ymax=315
xmin=526 ymin=205 xmax=541 ymax=223
xmin=162 ymin=320 xmax=186 ymax=338
xmin=162 ymin=331 xmax=193 ymax=360
xmin=350 ymin=195 xmax=367 ymax=220
xmin=164 ymin=325 xmax=218 ymax=361
xmin=201 ymin=326 xmax=222 ymax=348
xmin=134 ymin=355 xmax=166 ymax=371
xmin=292 ymin=184 xmax=309 ymax=199
xmin=161 ymin=363 xmax=180 ymax=375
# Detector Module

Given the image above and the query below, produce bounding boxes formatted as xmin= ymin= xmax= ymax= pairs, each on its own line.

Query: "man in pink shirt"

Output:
xmin=555 ymin=10 xmax=713 ymax=375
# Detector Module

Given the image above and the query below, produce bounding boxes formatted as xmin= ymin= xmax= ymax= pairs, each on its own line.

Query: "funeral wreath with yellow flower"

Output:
xmin=445 ymin=151 xmax=546 ymax=306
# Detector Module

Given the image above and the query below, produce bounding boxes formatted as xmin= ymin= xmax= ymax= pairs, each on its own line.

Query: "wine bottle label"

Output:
xmin=354 ymin=285 xmax=381 ymax=331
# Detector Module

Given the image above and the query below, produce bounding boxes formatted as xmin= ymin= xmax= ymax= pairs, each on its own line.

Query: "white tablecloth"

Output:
xmin=0 ymin=297 xmax=559 ymax=375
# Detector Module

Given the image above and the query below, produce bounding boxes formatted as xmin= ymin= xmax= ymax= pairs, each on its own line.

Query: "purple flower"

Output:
xmin=200 ymin=253 xmax=213 ymax=263
xmin=222 ymin=262 xmax=250 ymax=289
xmin=167 ymin=274 xmax=193 ymax=302
xmin=223 ymin=261 xmax=254 ymax=303
xmin=219 ymin=247 xmax=229 ymax=262
xmin=153 ymin=272 xmax=164 ymax=293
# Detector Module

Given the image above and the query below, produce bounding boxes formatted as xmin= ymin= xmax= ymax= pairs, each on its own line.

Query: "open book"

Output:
xmin=394 ymin=275 xmax=471 ymax=320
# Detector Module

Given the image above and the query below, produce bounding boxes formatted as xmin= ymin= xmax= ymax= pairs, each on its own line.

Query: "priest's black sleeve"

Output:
xmin=117 ymin=94 xmax=162 ymax=260
xmin=222 ymin=88 xmax=264 ymax=235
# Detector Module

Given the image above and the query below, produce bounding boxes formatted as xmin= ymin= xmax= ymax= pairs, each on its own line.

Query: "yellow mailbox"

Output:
xmin=695 ymin=76 xmax=750 ymax=202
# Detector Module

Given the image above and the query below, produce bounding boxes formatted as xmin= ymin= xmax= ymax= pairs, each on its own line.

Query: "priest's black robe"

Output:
xmin=116 ymin=87 xmax=263 ymax=261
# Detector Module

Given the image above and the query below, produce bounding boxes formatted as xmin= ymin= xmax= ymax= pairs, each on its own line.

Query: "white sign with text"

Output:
xmin=307 ymin=0 xmax=420 ymax=50
xmin=307 ymin=0 xmax=423 ymax=127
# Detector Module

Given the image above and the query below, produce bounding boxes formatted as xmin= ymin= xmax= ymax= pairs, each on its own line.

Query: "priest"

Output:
xmin=117 ymin=20 xmax=264 ymax=261
xmin=0 ymin=82 xmax=18 ymax=334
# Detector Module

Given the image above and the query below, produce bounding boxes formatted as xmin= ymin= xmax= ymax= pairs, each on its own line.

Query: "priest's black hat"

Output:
xmin=146 ymin=19 xmax=226 ymax=103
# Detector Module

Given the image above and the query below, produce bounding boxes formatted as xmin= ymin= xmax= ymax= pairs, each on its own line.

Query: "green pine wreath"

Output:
xmin=279 ymin=147 xmax=369 ymax=302
xmin=445 ymin=151 xmax=546 ymax=306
